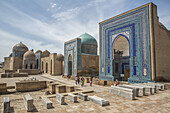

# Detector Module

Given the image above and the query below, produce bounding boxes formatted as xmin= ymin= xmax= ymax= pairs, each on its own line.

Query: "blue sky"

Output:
xmin=0 ymin=0 xmax=170 ymax=62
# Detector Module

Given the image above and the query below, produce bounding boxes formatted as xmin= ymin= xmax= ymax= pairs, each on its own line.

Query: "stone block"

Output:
xmin=78 ymin=93 xmax=88 ymax=101
xmin=128 ymin=85 xmax=146 ymax=96
xmin=148 ymin=82 xmax=165 ymax=90
xmin=0 ymin=83 xmax=7 ymax=94
xmin=56 ymin=93 xmax=65 ymax=105
xmin=88 ymin=95 xmax=110 ymax=106
xmin=24 ymin=94 xmax=34 ymax=112
xmin=16 ymin=81 xmax=47 ymax=92
xmin=3 ymin=97 xmax=10 ymax=113
xmin=67 ymin=93 xmax=78 ymax=103
xmin=118 ymin=85 xmax=140 ymax=97
xmin=49 ymin=82 xmax=60 ymax=94
xmin=110 ymin=86 xmax=135 ymax=100
xmin=134 ymin=84 xmax=153 ymax=95
xmin=66 ymin=85 xmax=75 ymax=92
xmin=41 ymin=97 xmax=53 ymax=109
xmin=55 ymin=85 xmax=66 ymax=93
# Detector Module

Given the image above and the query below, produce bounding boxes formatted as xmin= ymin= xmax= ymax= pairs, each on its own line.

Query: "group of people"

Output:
xmin=75 ymin=76 xmax=92 ymax=87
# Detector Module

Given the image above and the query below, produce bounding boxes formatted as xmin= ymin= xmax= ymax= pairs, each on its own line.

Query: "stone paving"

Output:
xmin=0 ymin=74 xmax=170 ymax=113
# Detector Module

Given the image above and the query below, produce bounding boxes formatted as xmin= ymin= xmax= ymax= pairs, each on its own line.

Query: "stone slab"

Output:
xmin=42 ymin=97 xmax=53 ymax=109
xmin=133 ymin=84 xmax=153 ymax=95
xmin=78 ymin=93 xmax=88 ymax=101
xmin=88 ymin=95 xmax=110 ymax=106
xmin=56 ymin=93 xmax=65 ymax=105
xmin=3 ymin=97 xmax=10 ymax=113
xmin=110 ymin=86 xmax=135 ymax=100
xmin=24 ymin=94 xmax=34 ymax=112
xmin=118 ymin=85 xmax=140 ymax=97
xmin=55 ymin=85 xmax=66 ymax=93
xmin=67 ymin=93 xmax=78 ymax=103
xmin=127 ymin=85 xmax=146 ymax=96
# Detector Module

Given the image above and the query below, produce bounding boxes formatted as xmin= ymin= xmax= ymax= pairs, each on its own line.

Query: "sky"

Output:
xmin=0 ymin=0 xmax=170 ymax=62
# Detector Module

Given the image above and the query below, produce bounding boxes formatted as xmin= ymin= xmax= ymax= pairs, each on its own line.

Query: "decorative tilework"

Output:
xmin=99 ymin=5 xmax=152 ymax=83
xmin=64 ymin=39 xmax=81 ymax=76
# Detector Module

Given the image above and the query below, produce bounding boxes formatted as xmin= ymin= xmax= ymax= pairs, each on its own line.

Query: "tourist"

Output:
xmin=115 ymin=79 xmax=119 ymax=86
xmin=80 ymin=78 xmax=83 ymax=87
xmin=82 ymin=77 xmax=84 ymax=86
xmin=90 ymin=80 xmax=92 ymax=86
xmin=77 ymin=76 xmax=80 ymax=84
xmin=75 ymin=76 xmax=78 ymax=85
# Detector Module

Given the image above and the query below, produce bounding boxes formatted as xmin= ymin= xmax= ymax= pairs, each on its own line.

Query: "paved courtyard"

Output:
xmin=0 ymin=74 xmax=170 ymax=113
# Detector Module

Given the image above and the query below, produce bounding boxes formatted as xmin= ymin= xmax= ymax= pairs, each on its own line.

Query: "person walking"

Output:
xmin=90 ymin=80 xmax=92 ymax=86
xmin=77 ymin=76 xmax=80 ymax=84
xmin=75 ymin=76 xmax=78 ymax=85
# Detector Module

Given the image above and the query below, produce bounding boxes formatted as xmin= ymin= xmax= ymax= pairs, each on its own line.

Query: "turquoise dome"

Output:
xmin=79 ymin=33 xmax=97 ymax=46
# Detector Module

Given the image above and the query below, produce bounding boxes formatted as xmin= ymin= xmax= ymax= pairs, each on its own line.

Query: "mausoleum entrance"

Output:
xmin=68 ymin=54 xmax=72 ymax=75
xmin=112 ymin=34 xmax=130 ymax=81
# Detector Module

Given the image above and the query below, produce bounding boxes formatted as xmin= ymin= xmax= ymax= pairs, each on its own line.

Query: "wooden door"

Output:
xmin=125 ymin=69 xmax=130 ymax=81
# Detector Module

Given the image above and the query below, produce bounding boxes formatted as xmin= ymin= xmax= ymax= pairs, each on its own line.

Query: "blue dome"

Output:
xmin=79 ymin=33 xmax=97 ymax=46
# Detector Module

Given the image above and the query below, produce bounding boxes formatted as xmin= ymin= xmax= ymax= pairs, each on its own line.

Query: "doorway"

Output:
xmin=46 ymin=63 xmax=48 ymax=73
xmin=68 ymin=54 xmax=72 ymax=75
xmin=112 ymin=34 xmax=130 ymax=80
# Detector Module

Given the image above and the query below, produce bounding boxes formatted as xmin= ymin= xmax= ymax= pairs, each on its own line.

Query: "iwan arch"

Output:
xmin=99 ymin=3 xmax=170 ymax=83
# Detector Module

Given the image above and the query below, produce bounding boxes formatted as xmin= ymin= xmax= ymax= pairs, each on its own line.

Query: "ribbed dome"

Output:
xmin=56 ymin=54 xmax=64 ymax=61
xmin=41 ymin=50 xmax=50 ymax=57
xmin=79 ymin=33 xmax=97 ymax=46
xmin=12 ymin=42 xmax=28 ymax=52
xmin=23 ymin=50 xmax=36 ymax=59
xmin=35 ymin=50 xmax=42 ymax=54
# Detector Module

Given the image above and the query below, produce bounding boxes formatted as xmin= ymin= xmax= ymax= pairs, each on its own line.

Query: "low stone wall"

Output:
xmin=0 ymin=83 xmax=7 ymax=93
xmin=3 ymin=70 xmax=16 ymax=74
xmin=17 ymin=69 xmax=39 ymax=75
xmin=15 ymin=81 xmax=47 ymax=92
xmin=0 ymin=73 xmax=28 ymax=78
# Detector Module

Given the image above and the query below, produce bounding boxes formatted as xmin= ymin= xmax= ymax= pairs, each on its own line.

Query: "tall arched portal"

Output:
xmin=99 ymin=3 xmax=154 ymax=83
xmin=46 ymin=63 xmax=48 ymax=73
xmin=68 ymin=54 xmax=72 ymax=75
xmin=112 ymin=34 xmax=130 ymax=81
xmin=36 ymin=59 xmax=39 ymax=69
xmin=51 ymin=60 xmax=52 ymax=74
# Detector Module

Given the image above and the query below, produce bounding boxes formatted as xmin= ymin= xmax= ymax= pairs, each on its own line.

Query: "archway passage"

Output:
xmin=36 ymin=59 xmax=39 ymax=69
xmin=25 ymin=64 xmax=27 ymax=69
xmin=68 ymin=54 xmax=72 ymax=75
xmin=51 ymin=60 xmax=52 ymax=74
xmin=30 ymin=64 xmax=33 ymax=69
xmin=46 ymin=63 xmax=48 ymax=73
xmin=112 ymin=35 xmax=130 ymax=81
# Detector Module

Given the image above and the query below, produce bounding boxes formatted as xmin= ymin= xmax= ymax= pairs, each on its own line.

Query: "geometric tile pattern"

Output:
xmin=99 ymin=5 xmax=152 ymax=83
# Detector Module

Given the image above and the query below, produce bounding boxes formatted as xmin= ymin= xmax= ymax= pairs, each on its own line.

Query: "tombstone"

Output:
xmin=110 ymin=86 xmax=135 ymax=100
xmin=41 ymin=97 xmax=53 ymax=109
xmin=88 ymin=95 xmax=110 ymax=106
xmin=78 ymin=93 xmax=88 ymax=101
xmin=56 ymin=93 xmax=65 ymax=105
xmin=133 ymin=84 xmax=153 ymax=95
xmin=24 ymin=94 xmax=34 ymax=112
xmin=118 ymin=85 xmax=140 ymax=97
xmin=55 ymin=85 xmax=66 ymax=93
xmin=3 ymin=97 xmax=10 ymax=113
xmin=67 ymin=93 xmax=78 ymax=103
xmin=127 ymin=85 xmax=146 ymax=96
